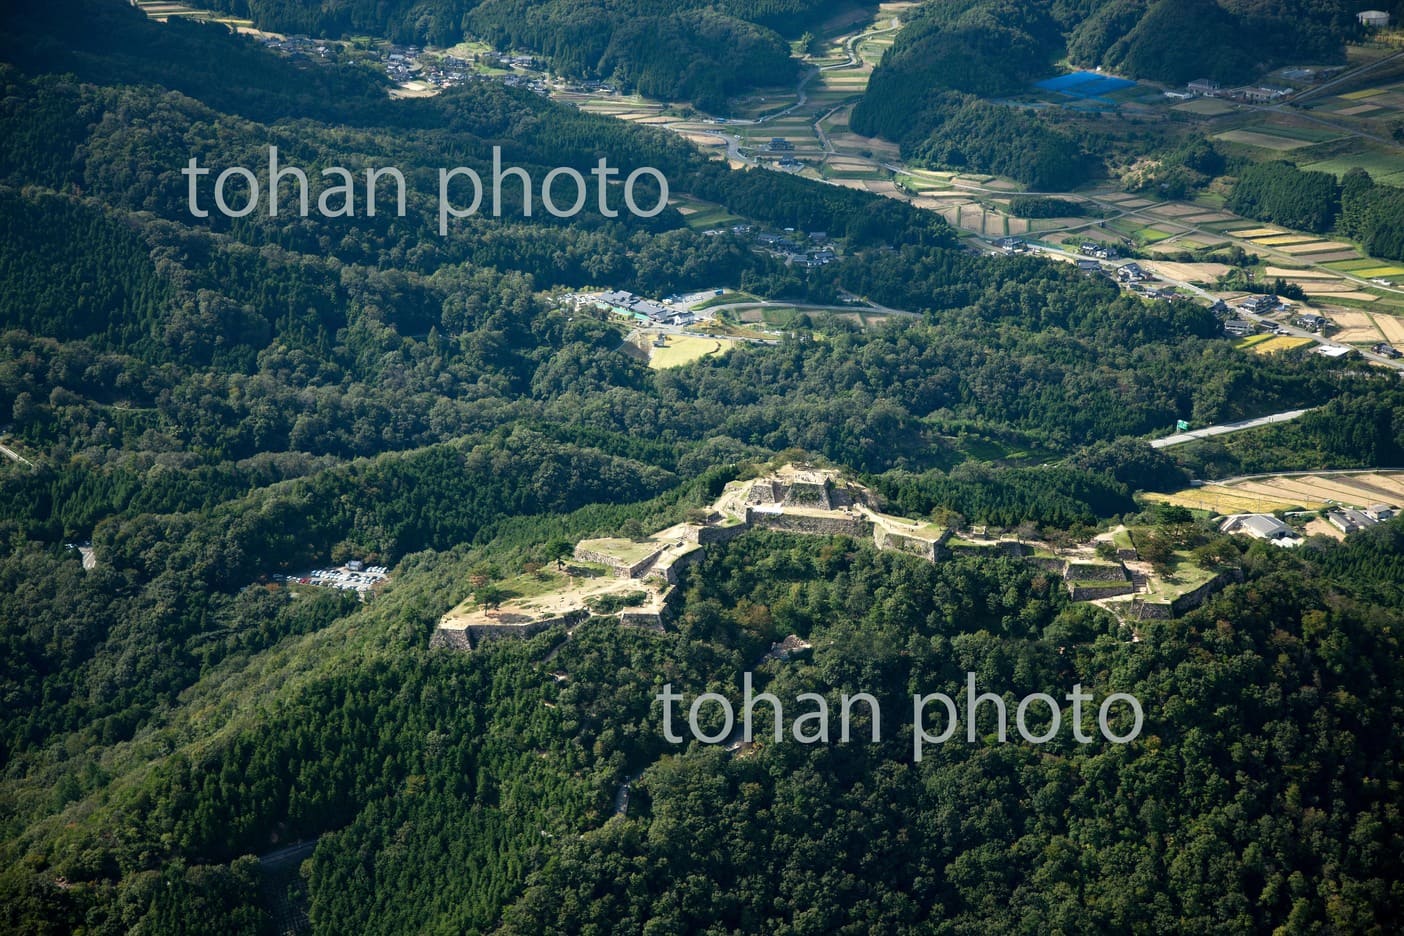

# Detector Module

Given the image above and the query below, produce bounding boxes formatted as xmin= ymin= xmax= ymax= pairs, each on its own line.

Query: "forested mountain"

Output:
xmin=198 ymin=0 xmax=858 ymax=110
xmin=2 ymin=1 xmax=1403 ymax=932
xmin=851 ymin=0 xmax=1396 ymax=185
xmin=1217 ymin=160 xmax=1404 ymax=260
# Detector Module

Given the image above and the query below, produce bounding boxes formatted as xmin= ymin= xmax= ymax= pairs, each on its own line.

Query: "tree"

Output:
xmin=476 ymin=584 xmax=508 ymax=610
xmin=1139 ymin=532 xmax=1176 ymax=576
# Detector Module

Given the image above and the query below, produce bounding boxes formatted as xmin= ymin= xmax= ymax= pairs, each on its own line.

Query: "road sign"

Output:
xmin=1176 ymin=419 xmax=1190 ymax=432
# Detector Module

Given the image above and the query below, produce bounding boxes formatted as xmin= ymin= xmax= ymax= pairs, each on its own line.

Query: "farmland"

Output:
xmin=1146 ymin=471 xmax=1404 ymax=514
xmin=1249 ymin=335 xmax=1315 ymax=355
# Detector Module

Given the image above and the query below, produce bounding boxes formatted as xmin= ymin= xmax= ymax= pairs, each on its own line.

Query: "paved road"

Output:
xmin=822 ymin=15 xmax=903 ymax=72
xmin=702 ymin=298 xmax=919 ymax=318
xmin=1149 ymin=408 xmax=1314 ymax=449
xmin=0 ymin=440 xmax=33 ymax=467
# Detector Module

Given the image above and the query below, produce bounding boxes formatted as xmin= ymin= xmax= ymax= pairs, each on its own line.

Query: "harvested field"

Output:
xmin=1277 ymin=241 xmax=1356 ymax=255
xmin=1147 ymin=488 xmax=1304 ymax=513
xmin=1330 ymin=310 xmax=1381 ymax=330
xmin=677 ymin=131 xmax=726 ymax=147
xmin=1354 ymin=474 xmax=1404 ymax=499
xmin=1375 ymin=315 xmax=1404 ymax=344
xmin=1144 ymin=261 xmax=1231 ymax=281
xmin=1253 ymin=235 xmax=1322 ymax=246
xmin=1264 ymin=267 xmax=1341 ymax=279
xmin=1146 ymin=203 xmax=1206 ymax=218
xmin=1296 ymin=250 xmax=1364 ymax=263
xmin=1152 ymin=471 xmax=1404 ymax=516
xmin=1333 ymin=328 xmax=1385 ymax=343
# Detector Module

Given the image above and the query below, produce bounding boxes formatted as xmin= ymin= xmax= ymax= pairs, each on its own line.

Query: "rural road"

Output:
xmin=702 ymin=298 xmax=918 ymax=318
xmin=258 ymin=838 xmax=319 ymax=870
xmin=822 ymin=15 xmax=904 ymax=72
xmin=1149 ymin=408 xmax=1315 ymax=449
xmin=0 ymin=440 xmax=33 ymax=467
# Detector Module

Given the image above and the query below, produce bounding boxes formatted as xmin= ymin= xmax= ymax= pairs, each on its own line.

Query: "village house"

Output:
xmin=1328 ymin=504 xmax=1395 ymax=534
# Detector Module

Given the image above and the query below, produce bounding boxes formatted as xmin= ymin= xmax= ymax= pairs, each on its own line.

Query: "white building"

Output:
xmin=1220 ymin=514 xmax=1302 ymax=547
xmin=1358 ymin=10 xmax=1391 ymax=28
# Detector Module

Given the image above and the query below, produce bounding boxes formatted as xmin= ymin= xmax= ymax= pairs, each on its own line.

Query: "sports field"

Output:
xmin=646 ymin=335 xmax=735 ymax=369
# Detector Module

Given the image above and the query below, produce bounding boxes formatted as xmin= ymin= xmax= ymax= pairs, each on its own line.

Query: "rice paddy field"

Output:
xmin=935 ymin=203 xmax=1030 ymax=237
xmin=1214 ymin=129 xmax=1314 ymax=151
xmin=1323 ymin=309 xmax=1388 ymax=344
xmin=1172 ymin=98 xmax=1238 ymax=116
xmin=136 ymin=0 xmax=252 ymax=25
xmin=1217 ymin=225 xmax=1375 ymax=268
xmin=1146 ymin=471 xmax=1404 ymax=515
xmin=1312 ymin=79 xmax=1404 ymax=127
xmin=1106 ymin=217 xmax=1181 ymax=244
xmin=1298 ymin=144 xmax=1404 ymax=186
xmin=1248 ymin=335 xmax=1315 ymax=354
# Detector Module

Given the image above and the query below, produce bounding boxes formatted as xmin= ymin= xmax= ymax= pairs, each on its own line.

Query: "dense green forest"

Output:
xmin=1216 ymin=160 xmax=1404 ymax=261
xmin=850 ymin=0 xmax=1388 ymax=186
xmin=1172 ymin=387 xmax=1404 ymax=479
xmin=3 ymin=1 xmax=1403 ymax=932
xmin=196 ymin=0 xmax=857 ymax=110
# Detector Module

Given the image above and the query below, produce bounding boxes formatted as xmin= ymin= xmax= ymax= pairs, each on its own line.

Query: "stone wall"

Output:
xmin=435 ymin=608 xmax=590 ymax=651
xmin=697 ymin=523 xmax=748 ymax=546
xmin=1125 ymin=600 xmax=1174 ymax=621
xmin=430 ymin=627 xmax=471 ymax=651
xmin=619 ymin=610 xmax=666 ymax=631
xmin=572 ymin=545 xmax=659 ymax=579
xmin=1027 ymin=556 xmax=1067 ymax=574
xmin=874 ymin=527 xmax=939 ymax=562
xmin=1068 ymin=581 xmax=1135 ymax=601
xmin=1120 ymin=568 xmax=1243 ymax=620
xmin=654 ymin=545 xmax=705 ymax=585
xmin=1170 ymin=568 xmax=1242 ymax=616
xmin=783 ymin=480 xmax=832 ymax=510
xmin=746 ymin=509 xmax=872 ymax=538
xmin=1065 ymin=561 xmax=1128 ymax=582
